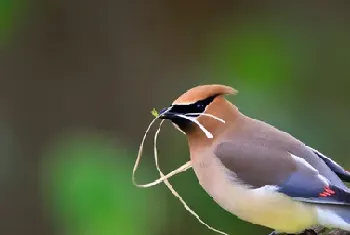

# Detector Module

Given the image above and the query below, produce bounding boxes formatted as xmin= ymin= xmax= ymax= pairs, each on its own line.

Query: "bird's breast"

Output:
xmin=191 ymin=152 xmax=318 ymax=233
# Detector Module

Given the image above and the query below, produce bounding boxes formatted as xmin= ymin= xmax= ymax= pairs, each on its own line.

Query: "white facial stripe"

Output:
xmin=167 ymin=103 xmax=225 ymax=139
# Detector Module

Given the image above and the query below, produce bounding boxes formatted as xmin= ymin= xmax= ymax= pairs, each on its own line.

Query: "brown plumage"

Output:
xmin=159 ymin=84 xmax=350 ymax=234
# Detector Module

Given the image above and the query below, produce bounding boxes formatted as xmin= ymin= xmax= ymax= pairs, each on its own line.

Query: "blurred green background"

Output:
xmin=1 ymin=1 xmax=350 ymax=235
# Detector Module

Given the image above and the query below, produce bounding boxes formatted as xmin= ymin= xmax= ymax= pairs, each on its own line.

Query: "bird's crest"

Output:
xmin=172 ymin=84 xmax=238 ymax=105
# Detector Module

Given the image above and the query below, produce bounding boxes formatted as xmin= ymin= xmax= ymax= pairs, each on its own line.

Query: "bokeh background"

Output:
xmin=1 ymin=1 xmax=350 ymax=235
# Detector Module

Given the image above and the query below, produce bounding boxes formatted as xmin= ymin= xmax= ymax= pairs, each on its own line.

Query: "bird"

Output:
xmin=158 ymin=84 xmax=350 ymax=235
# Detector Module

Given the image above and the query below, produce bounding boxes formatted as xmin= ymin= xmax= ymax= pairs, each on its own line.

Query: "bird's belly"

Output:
xmin=192 ymin=158 xmax=318 ymax=233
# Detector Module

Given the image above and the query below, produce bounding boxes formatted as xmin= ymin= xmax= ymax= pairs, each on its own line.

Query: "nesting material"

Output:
xmin=131 ymin=117 xmax=190 ymax=188
xmin=132 ymin=109 xmax=229 ymax=235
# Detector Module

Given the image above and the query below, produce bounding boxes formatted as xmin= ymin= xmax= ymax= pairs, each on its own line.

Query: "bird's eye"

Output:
xmin=196 ymin=103 xmax=204 ymax=109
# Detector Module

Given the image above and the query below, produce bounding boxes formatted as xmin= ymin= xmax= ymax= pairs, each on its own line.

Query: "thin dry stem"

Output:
xmin=133 ymin=113 xmax=229 ymax=235
xmin=153 ymin=120 xmax=229 ymax=235
xmin=132 ymin=117 xmax=190 ymax=187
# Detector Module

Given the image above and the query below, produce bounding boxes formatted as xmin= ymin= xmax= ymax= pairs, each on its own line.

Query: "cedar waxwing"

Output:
xmin=158 ymin=84 xmax=350 ymax=235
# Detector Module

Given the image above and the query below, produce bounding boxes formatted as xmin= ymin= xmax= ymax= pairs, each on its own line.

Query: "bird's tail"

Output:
xmin=317 ymin=205 xmax=350 ymax=231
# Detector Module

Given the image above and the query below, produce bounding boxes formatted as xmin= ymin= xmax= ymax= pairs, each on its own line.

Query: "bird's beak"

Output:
xmin=159 ymin=106 xmax=175 ymax=119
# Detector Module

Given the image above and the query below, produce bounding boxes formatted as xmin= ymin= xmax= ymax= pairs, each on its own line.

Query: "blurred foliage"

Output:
xmin=0 ymin=0 xmax=22 ymax=45
xmin=0 ymin=118 xmax=15 ymax=187
xmin=41 ymin=135 xmax=167 ymax=235
xmin=203 ymin=21 xmax=297 ymax=132
xmin=209 ymin=25 xmax=293 ymax=88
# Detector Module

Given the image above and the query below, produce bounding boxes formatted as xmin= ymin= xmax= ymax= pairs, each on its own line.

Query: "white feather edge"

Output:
xmin=290 ymin=153 xmax=330 ymax=185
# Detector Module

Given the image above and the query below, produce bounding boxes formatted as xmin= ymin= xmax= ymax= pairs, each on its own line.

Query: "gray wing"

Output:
xmin=214 ymin=140 xmax=297 ymax=187
xmin=307 ymin=146 xmax=350 ymax=183
xmin=215 ymin=140 xmax=350 ymax=206
xmin=287 ymin=143 xmax=347 ymax=189
xmin=220 ymin=116 xmax=348 ymax=188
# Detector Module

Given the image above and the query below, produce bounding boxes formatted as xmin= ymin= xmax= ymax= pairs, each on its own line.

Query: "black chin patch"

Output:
xmin=171 ymin=117 xmax=194 ymax=133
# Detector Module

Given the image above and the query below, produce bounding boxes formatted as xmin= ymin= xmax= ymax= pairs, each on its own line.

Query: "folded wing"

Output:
xmin=307 ymin=146 xmax=350 ymax=183
xmin=215 ymin=141 xmax=350 ymax=206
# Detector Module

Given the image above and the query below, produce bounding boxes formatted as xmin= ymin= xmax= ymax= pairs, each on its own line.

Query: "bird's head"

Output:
xmin=159 ymin=84 xmax=238 ymax=136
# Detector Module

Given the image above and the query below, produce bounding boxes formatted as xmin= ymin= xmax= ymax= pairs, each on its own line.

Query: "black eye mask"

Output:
xmin=170 ymin=95 xmax=217 ymax=117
